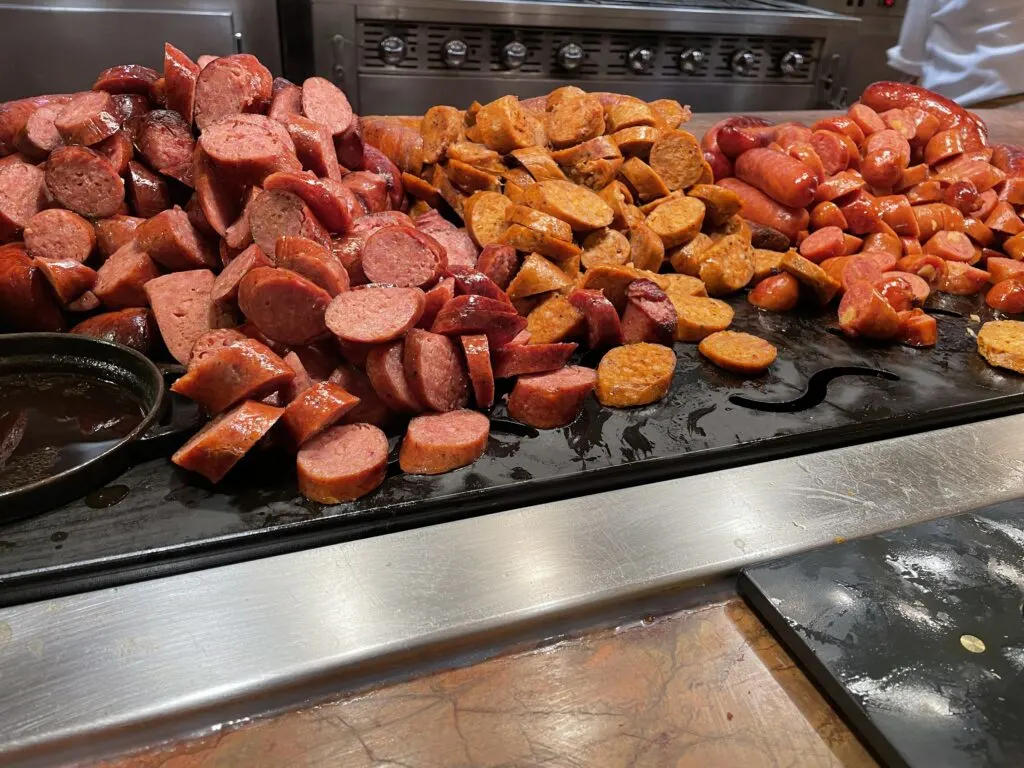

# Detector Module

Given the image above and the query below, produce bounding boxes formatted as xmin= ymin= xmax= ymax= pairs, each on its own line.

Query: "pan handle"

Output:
xmin=135 ymin=364 xmax=205 ymax=454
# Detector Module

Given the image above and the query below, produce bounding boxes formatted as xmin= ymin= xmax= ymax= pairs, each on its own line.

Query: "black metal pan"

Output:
xmin=0 ymin=332 xmax=199 ymax=522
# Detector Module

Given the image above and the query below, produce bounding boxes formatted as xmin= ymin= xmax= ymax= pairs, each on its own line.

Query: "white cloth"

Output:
xmin=887 ymin=0 xmax=1024 ymax=105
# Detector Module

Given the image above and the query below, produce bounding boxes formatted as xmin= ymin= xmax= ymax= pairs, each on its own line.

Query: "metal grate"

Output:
xmin=358 ymin=21 xmax=819 ymax=83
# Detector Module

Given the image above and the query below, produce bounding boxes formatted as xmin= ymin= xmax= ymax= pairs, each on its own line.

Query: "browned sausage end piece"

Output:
xmin=508 ymin=365 xmax=597 ymax=429
xmin=172 ymin=400 xmax=284 ymax=484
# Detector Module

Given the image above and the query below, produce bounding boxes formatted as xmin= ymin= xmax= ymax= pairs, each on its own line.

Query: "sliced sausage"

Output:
xmin=95 ymin=130 xmax=133 ymax=175
xmin=136 ymin=206 xmax=217 ymax=271
xmin=419 ymin=277 xmax=456 ymax=329
xmin=810 ymin=201 xmax=848 ymax=231
xmin=698 ymin=331 xmax=777 ymax=375
xmin=54 ymin=91 xmax=120 ymax=146
xmin=190 ymin=329 xmax=250 ymax=365
xmin=171 ymin=337 xmax=293 ymax=414
xmin=716 ymin=177 xmax=808 ymax=242
xmin=95 ymin=215 xmax=144 ymax=259
xmin=275 ymin=236 xmax=349 ymax=296
xmin=172 ymin=400 xmax=284 ymax=484
xmin=268 ymin=77 xmax=303 ymax=123
xmin=164 ymin=43 xmax=200 ymax=125
xmin=420 ymin=105 xmax=463 ymax=165
xmin=238 ymin=266 xmax=331 ymax=346
xmin=265 ymin=172 xmax=357 ymax=235
xmin=144 ymin=269 xmax=218 ymax=365
xmin=281 ymin=114 xmax=340 ymax=181
xmin=296 ymin=423 xmax=388 ymax=503
xmin=896 ymin=308 xmax=938 ymax=348
xmin=339 ymin=170 xmax=389 ymax=214
xmin=861 ymin=129 xmax=911 ymax=188
xmin=46 ymin=146 xmax=124 ymax=218
xmin=365 ymin=339 xmax=423 ymax=413
xmin=193 ymin=146 xmax=246 ymax=238
xmin=798 ymin=225 xmax=845 ymax=264
xmin=781 ymin=250 xmax=840 ymax=304
xmin=698 ymin=235 xmax=755 ymax=297
xmin=403 ymin=328 xmax=469 ymax=411
xmin=620 ymin=279 xmax=677 ymax=345
xmin=848 ymin=103 xmax=887 ymax=136
xmin=249 ymin=189 xmax=330 ymax=258
xmin=198 ymin=114 xmax=300 ymax=187
xmin=837 ymin=281 xmax=901 ymax=339
xmin=508 ymin=365 xmax=596 ymax=429
xmin=281 ymin=381 xmax=361 ymax=447
xmin=34 ymin=257 xmax=96 ymax=305
xmin=873 ymin=273 xmax=916 ymax=312
xmin=0 ymin=244 xmax=65 ymax=331
xmin=986 ymin=256 xmax=1024 ymax=284
xmin=460 ymin=334 xmax=495 ymax=408
xmin=430 ymin=294 xmax=527 ymax=348
xmin=735 ymin=147 xmax=818 ymax=208
xmin=568 ymin=288 xmax=624 ymax=348
xmin=70 ymin=307 xmax=154 ymax=355
xmin=399 ymin=410 xmax=490 ymax=475
xmin=211 ymin=243 xmax=272 ymax=306
xmin=648 ymin=129 xmax=704 ymax=190
xmin=16 ymin=102 xmax=65 ymax=161
xmin=492 ymin=342 xmax=577 ymax=378
xmin=126 ymin=160 xmax=171 ymax=219
xmin=326 ymin=285 xmax=426 ymax=344
xmin=521 ymin=180 xmax=614 ymax=232
xmin=880 ymin=271 xmax=930 ymax=304
xmin=92 ymin=241 xmax=159 ymax=309
xmin=193 ymin=54 xmax=272 ymax=130
xmin=923 ymin=230 xmax=974 ymax=262
xmin=924 ymin=128 xmax=966 ymax=167
xmin=876 ymin=195 xmax=919 ymax=238
xmin=748 ymin=273 xmax=799 ymax=311
xmin=645 ymin=195 xmax=706 ymax=249
xmin=24 ymin=209 xmax=95 ymax=264
xmin=595 ymin=342 xmax=675 ymax=407
xmin=987 ymin=279 xmax=1024 ymax=313
xmin=938 ymin=262 xmax=990 ymax=295
xmin=134 ymin=109 xmax=195 ymax=173
xmin=361 ymin=225 xmax=446 ymax=288
xmin=0 ymin=160 xmax=47 ymax=240
xmin=301 ymin=77 xmax=354 ymax=137
xmin=92 ymin=64 xmax=159 ymax=96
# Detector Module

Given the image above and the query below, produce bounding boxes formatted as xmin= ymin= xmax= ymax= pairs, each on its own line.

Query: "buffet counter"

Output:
xmin=2 ymin=110 xmax=1024 ymax=767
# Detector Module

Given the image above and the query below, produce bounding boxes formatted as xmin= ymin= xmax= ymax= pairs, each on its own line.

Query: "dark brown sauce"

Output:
xmin=0 ymin=372 xmax=145 ymax=492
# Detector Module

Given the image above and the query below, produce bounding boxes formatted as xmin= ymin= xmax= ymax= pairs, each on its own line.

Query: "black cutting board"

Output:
xmin=739 ymin=498 xmax=1024 ymax=768
xmin=1 ymin=291 xmax=1023 ymax=605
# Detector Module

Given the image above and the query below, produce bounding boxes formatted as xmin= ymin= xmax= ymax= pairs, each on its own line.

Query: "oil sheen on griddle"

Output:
xmin=0 ymin=373 xmax=145 ymax=491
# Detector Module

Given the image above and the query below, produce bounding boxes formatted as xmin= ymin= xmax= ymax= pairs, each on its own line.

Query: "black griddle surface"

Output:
xmin=739 ymin=499 xmax=1024 ymax=768
xmin=1 ymin=291 xmax=1022 ymax=605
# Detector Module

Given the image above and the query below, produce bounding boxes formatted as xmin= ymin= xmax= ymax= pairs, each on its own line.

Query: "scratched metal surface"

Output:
xmin=741 ymin=503 xmax=1024 ymax=768
xmin=3 ymin=414 xmax=1024 ymax=765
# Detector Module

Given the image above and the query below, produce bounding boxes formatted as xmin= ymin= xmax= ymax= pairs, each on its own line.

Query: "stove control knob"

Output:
xmin=730 ymin=49 xmax=756 ymax=76
xmin=442 ymin=39 xmax=469 ymax=69
xmin=627 ymin=46 xmax=655 ymax=73
xmin=557 ymin=42 xmax=586 ymax=72
xmin=678 ymin=48 xmax=705 ymax=75
xmin=779 ymin=50 xmax=806 ymax=76
xmin=501 ymin=40 xmax=528 ymax=70
xmin=378 ymin=35 xmax=407 ymax=66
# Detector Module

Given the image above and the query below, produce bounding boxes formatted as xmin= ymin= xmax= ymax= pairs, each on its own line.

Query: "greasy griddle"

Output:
xmin=1 ymin=291 xmax=1023 ymax=605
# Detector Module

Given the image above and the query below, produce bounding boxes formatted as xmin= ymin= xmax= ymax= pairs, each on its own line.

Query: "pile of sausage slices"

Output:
xmin=1 ymin=45 xmax=1023 ymax=504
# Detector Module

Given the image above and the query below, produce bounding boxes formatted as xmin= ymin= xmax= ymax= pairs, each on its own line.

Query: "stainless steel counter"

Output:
xmin=2 ymin=413 xmax=1024 ymax=766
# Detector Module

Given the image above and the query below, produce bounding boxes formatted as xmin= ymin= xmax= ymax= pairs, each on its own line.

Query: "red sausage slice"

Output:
xmin=249 ymin=189 xmax=330 ymax=258
xmin=403 ymin=328 xmax=470 ymax=412
xmin=134 ymin=109 xmax=195 ymax=173
xmin=460 ymin=334 xmax=495 ymax=409
xmin=362 ymin=225 xmax=446 ymax=288
xmin=193 ymin=54 xmax=273 ymax=130
xmin=46 ymin=146 xmax=125 ymax=218
xmin=171 ymin=337 xmax=294 ymax=415
xmin=136 ymin=206 xmax=218 ymax=271
xmin=281 ymin=381 xmax=361 ymax=447
xmin=568 ymin=288 xmax=624 ymax=348
xmin=92 ymin=64 xmax=160 ymax=96
xmin=296 ymin=423 xmax=388 ymax=503
xmin=16 ymin=102 xmax=64 ymax=161
xmin=95 ymin=215 xmax=145 ymax=259
xmin=880 ymin=271 xmax=930 ymax=304
xmin=194 ymin=146 xmax=246 ymax=238
xmin=144 ymin=269 xmax=218 ymax=365
xmin=198 ymin=113 xmax=300 ymax=187
xmin=620 ymin=279 xmax=677 ymax=346
xmin=211 ymin=243 xmax=272 ymax=306
xmin=238 ymin=266 xmax=332 ymax=346
xmin=365 ymin=339 xmax=423 ymax=413
xmin=328 ymin=364 xmax=391 ymax=426
xmin=492 ymin=342 xmax=577 ymax=378
xmin=54 ymin=91 xmax=120 ymax=147
xmin=127 ymin=160 xmax=171 ymax=219
xmin=798 ymin=225 xmax=845 ymax=264
xmin=301 ymin=77 xmax=354 ymax=137
xmin=275 ymin=236 xmax=350 ymax=296
xmin=34 ymin=257 xmax=97 ymax=305
xmin=326 ymin=285 xmax=426 ymax=344
xmin=0 ymin=244 xmax=65 ymax=331
xmin=282 ymin=114 xmax=341 ymax=181
xmin=95 ymin=130 xmax=133 ymax=175
xmin=268 ymin=78 xmax=303 ymax=123
xmin=508 ymin=365 xmax=597 ymax=429
xmin=24 ymin=209 xmax=96 ymax=264
xmin=172 ymin=400 xmax=284 ymax=484
xmin=70 ymin=308 xmax=154 ymax=355
xmin=92 ymin=241 xmax=159 ymax=309
xmin=896 ymin=309 xmax=938 ymax=347
xmin=399 ymin=410 xmax=490 ymax=475
xmin=837 ymin=281 xmax=901 ymax=339
xmin=0 ymin=160 xmax=48 ymax=239
xmin=987 ymin=279 xmax=1024 ymax=313
xmin=419 ymin=276 xmax=455 ymax=329
xmin=748 ymin=273 xmax=799 ymax=311
xmin=164 ymin=43 xmax=200 ymax=126
xmin=263 ymin=171 xmax=356 ymax=234
xmin=476 ymin=243 xmax=519 ymax=289
xmin=430 ymin=294 xmax=528 ymax=348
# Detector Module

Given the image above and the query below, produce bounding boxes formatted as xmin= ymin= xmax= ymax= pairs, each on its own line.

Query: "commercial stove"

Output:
xmin=282 ymin=0 xmax=859 ymax=114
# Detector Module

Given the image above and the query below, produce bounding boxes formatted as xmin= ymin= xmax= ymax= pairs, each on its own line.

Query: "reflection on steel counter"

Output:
xmin=290 ymin=0 xmax=859 ymax=114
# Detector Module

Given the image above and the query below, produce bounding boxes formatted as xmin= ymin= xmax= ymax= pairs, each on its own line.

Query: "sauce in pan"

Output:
xmin=0 ymin=373 xmax=145 ymax=492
